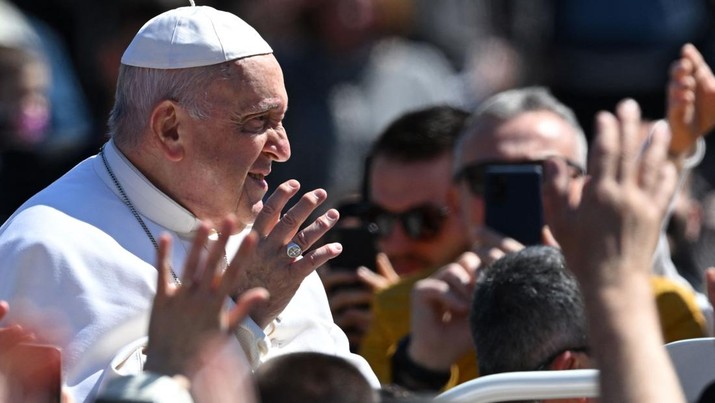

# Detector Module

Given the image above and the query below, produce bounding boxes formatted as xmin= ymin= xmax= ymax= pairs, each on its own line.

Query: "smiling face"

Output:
xmin=177 ymin=54 xmax=290 ymax=227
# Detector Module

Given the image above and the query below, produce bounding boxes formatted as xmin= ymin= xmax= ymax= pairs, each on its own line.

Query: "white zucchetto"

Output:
xmin=121 ymin=5 xmax=272 ymax=69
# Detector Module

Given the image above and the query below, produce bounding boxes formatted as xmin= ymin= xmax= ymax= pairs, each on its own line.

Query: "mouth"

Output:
xmin=248 ymin=172 xmax=265 ymax=181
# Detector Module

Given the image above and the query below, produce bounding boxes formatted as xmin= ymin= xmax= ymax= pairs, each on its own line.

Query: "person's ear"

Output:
xmin=150 ymin=100 xmax=185 ymax=162
xmin=549 ymin=350 xmax=579 ymax=370
xmin=547 ymin=351 xmax=592 ymax=403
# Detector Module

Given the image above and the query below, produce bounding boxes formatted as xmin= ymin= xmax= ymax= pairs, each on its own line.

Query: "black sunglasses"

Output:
xmin=454 ymin=158 xmax=586 ymax=195
xmin=365 ymin=204 xmax=450 ymax=241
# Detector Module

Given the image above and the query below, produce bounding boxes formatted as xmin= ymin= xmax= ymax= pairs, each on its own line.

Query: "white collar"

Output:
xmin=93 ymin=139 xmax=202 ymax=238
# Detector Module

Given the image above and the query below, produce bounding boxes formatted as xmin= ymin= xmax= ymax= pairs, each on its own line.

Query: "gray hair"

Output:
xmin=455 ymin=87 xmax=588 ymax=170
xmin=108 ymin=62 xmax=234 ymax=149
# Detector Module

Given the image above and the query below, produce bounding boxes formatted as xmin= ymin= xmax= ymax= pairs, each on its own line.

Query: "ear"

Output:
xmin=549 ymin=350 xmax=590 ymax=370
xmin=549 ymin=350 xmax=577 ymax=370
xmin=150 ymin=100 xmax=185 ymax=162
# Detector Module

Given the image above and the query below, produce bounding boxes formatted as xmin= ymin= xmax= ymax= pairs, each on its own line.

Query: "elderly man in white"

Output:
xmin=0 ymin=4 xmax=378 ymax=401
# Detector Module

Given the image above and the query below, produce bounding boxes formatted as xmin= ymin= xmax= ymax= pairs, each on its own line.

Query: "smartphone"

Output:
xmin=327 ymin=226 xmax=378 ymax=271
xmin=484 ymin=164 xmax=544 ymax=246
xmin=2 ymin=343 xmax=62 ymax=402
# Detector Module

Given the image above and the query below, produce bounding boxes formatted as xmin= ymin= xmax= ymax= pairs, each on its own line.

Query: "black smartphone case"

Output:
xmin=484 ymin=164 xmax=544 ymax=246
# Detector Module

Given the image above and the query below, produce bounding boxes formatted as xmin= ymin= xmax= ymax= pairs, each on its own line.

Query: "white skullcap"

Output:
xmin=121 ymin=5 xmax=272 ymax=69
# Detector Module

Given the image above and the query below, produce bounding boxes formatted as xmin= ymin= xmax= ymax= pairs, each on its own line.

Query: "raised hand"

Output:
xmin=544 ymin=99 xmax=677 ymax=284
xmin=408 ymin=252 xmax=480 ymax=371
xmin=668 ymin=43 xmax=715 ymax=156
xmin=230 ymin=180 xmax=342 ymax=329
xmin=471 ymin=226 xmax=523 ymax=266
xmin=543 ymin=99 xmax=684 ymax=403
xmin=145 ymin=216 xmax=269 ymax=377
xmin=321 ymin=253 xmax=399 ymax=350
xmin=320 ymin=267 xmax=373 ymax=350
xmin=356 ymin=252 xmax=400 ymax=291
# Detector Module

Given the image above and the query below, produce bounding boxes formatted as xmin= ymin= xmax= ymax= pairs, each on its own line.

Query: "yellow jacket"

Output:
xmin=359 ymin=273 xmax=706 ymax=390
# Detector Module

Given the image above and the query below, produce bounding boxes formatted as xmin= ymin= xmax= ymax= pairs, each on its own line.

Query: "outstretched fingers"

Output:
xmin=639 ymin=122 xmax=674 ymax=204
xmin=223 ymin=231 xmax=259 ymax=295
xmin=590 ymin=111 xmax=620 ymax=185
xmin=290 ymin=241 xmax=343 ymax=277
xmin=615 ymin=99 xmax=643 ymax=183
xmin=275 ymin=190 xmax=330 ymax=251
xmin=199 ymin=216 xmax=237 ymax=291
xmin=156 ymin=234 xmax=173 ymax=296
xmin=685 ymin=43 xmax=715 ymax=90
xmin=227 ymin=287 xmax=269 ymax=331
xmin=251 ymin=180 xmax=301 ymax=238
xmin=181 ymin=222 xmax=212 ymax=287
xmin=375 ymin=253 xmax=399 ymax=283
xmin=288 ymin=208 xmax=339 ymax=261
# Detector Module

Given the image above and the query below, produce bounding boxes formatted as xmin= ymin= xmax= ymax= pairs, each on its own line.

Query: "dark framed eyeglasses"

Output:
xmin=454 ymin=158 xmax=586 ymax=195
xmin=365 ymin=203 xmax=450 ymax=241
xmin=532 ymin=346 xmax=590 ymax=371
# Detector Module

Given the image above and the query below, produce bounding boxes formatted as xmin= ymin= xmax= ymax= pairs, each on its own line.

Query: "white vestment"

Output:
xmin=0 ymin=140 xmax=378 ymax=401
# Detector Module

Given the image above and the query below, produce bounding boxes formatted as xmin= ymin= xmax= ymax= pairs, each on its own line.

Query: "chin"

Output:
xmin=230 ymin=200 xmax=262 ymax=230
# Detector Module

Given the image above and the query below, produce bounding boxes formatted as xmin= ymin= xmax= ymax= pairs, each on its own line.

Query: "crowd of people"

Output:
xmin=2 ymin=1 xmax=715 ymax=403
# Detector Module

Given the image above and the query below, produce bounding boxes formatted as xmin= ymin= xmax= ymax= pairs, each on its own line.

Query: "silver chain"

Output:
xmin=100 ymin=146 xmax=181 ymax=285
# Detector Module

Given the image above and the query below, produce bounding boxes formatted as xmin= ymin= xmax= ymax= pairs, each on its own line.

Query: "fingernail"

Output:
xmin=287 ymin=179 xmax=300 ymax=189
xmin=334 ymin=243 xmax=343 ymax=252
xmin=327 ymin=209 xmax=339 ymax=221
xmin=313 ymin=189 xmax=327 ymax=199
xmin=621 ymin=98 xmax=640 ymax=114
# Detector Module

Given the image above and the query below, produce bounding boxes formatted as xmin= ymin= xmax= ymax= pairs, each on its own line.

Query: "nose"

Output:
xmin=265 ymin=128 xmax=291 ymax=162
xmin=377 ymin=221 xmax=413 ymax=256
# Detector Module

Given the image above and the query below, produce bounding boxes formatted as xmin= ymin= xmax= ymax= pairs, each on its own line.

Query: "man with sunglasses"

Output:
xmin=320 ymin=106 xmax=471 ymax=383
xmin=391 ymin=87 xmax=707 ymax=393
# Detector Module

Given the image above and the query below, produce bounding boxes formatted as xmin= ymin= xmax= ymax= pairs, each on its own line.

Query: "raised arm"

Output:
xmin=667 ymin=43 xmax=715 ymax=159
xmin=544 ymin=99 xmax=685 ymax=403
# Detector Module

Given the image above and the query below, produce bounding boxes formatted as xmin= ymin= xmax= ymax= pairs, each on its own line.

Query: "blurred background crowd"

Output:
xmin=4 ymin=0 xmax=715 ymax=293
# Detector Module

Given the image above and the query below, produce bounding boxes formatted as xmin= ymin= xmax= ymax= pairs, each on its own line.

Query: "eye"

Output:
xmin=242 ymin=115 xmax=269 ymax=133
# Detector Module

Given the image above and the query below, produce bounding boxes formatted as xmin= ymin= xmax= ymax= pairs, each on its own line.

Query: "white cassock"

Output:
xmin=0 ymin=139 xmax=378 ymax=402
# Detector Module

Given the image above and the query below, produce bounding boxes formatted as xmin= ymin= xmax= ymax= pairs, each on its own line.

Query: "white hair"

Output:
xmin=108 ymin=61 xmax=234 ymax=149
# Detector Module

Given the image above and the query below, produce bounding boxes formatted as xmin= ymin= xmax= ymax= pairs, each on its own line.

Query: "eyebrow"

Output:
xmin=250 ymin=100 xmax=284 ymax=114
xmin=230 ymin=102 xmax=280 ymax=122
xmin=232 ymin=101 xmax=285 ymax=122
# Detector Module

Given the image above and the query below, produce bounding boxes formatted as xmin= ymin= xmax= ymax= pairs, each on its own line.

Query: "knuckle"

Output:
xmin=281 ymin=213 xmax=299 ymax=227
xmin=296 ymin=231 xmax=309 ymax=246
xmin=301 ymin=191 xmax=321 ymax=206
xmin=315 ymin=215 xmax=333 ymax=231
xmin=260 ymin=203 xmax=277 ymax=217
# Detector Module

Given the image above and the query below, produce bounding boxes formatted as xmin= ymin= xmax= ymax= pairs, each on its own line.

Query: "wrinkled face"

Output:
xmin=456 ymin=111 xmax=584 ymax=241
xmin=181 ymin=54 xmax=290 ymax=227
xmin=369 ymin=153 xmax=469 ymax=276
